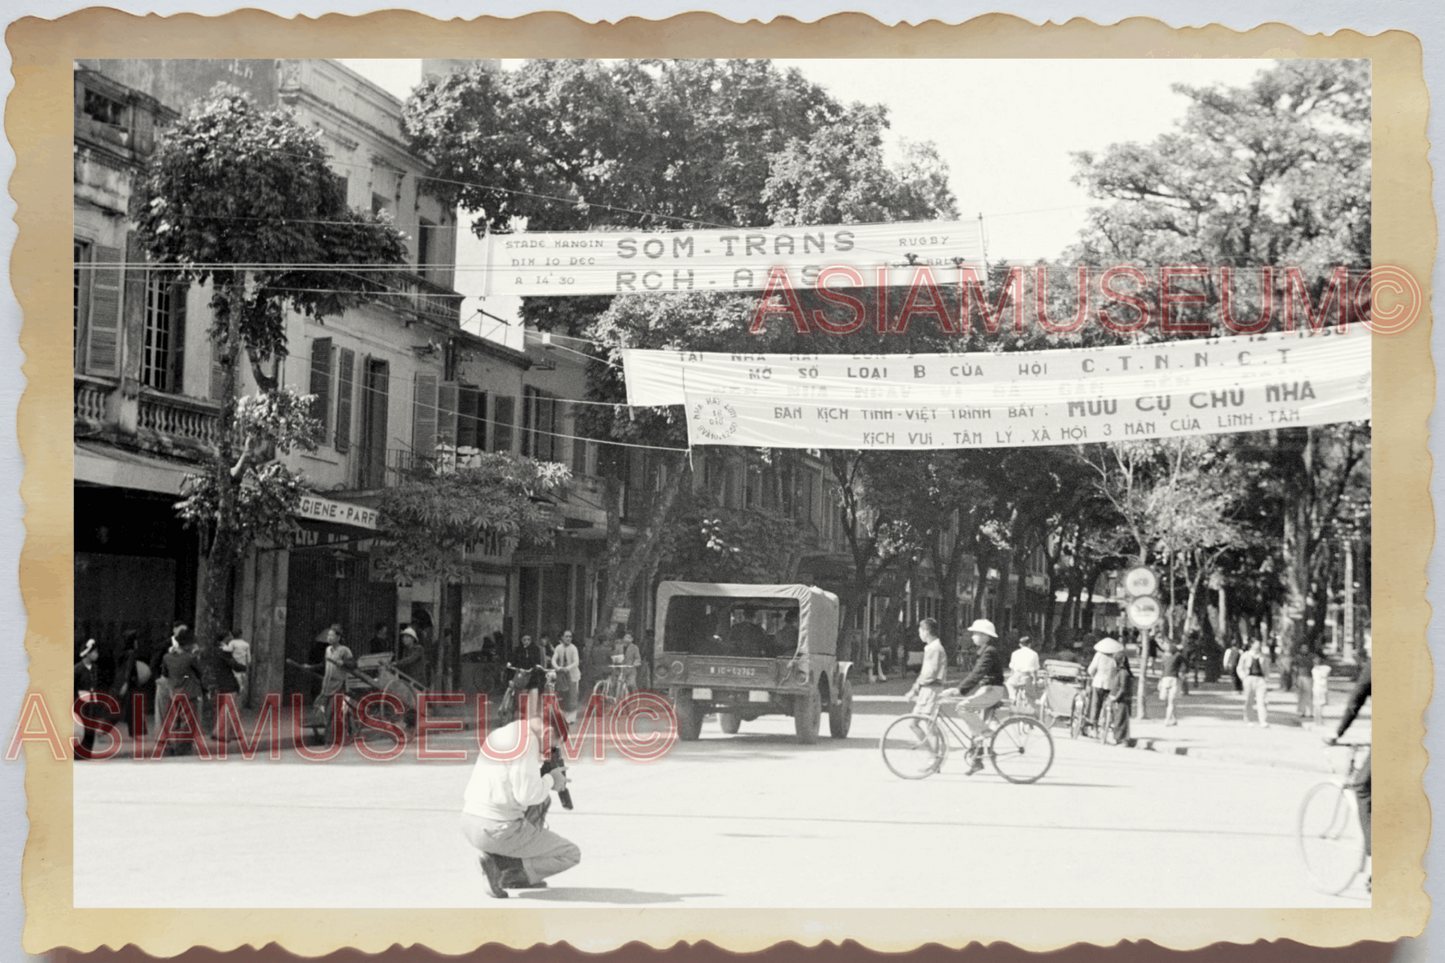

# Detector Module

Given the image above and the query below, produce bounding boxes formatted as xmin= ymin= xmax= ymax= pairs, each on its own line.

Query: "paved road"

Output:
xmin=73 ymin=704 xmax=1367 ymax=910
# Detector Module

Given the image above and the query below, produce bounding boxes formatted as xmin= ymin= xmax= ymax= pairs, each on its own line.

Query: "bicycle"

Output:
xmin=498 ymin=663 xmax=559 ymax=725
xmin=1297 ymin=740 xmax=1370 ymax=895
xmin=591 ymin=661 xmax=638 ymax=708
xmin=879 ymin=694 xmax=1055 ymax=784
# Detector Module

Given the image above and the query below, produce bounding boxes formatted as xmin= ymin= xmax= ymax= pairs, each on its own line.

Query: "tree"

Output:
xmin=375 ymin=453 xmax=571 ymax=685
xmin=136 ymin=88 xmax=407 ymax=672
xmin=405 ymin=59 xmax=961 ymax=639
xmin=1066 ymin=60 xmax=1371 ymax=675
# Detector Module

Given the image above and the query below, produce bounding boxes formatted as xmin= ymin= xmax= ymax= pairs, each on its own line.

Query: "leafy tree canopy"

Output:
xmin=137 ymin=85 xmax=408 ymax=380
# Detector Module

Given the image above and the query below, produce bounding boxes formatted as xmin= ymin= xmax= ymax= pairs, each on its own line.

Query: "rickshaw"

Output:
xmin=1038 ymin=658 xmax=1085 ymax=730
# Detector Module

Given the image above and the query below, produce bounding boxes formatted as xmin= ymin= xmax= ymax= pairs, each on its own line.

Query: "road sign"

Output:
xmin=1123 ymin=566 xmax=1159 ymax=598
xmin=1126 ymin=596 xmax=1163 ymax=629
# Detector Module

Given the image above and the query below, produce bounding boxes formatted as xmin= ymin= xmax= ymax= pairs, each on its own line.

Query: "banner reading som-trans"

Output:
xmin=480 ymin=219 xmax=985 ymax=297
xmin=619 ymin=326 xmax=1370 ymax=450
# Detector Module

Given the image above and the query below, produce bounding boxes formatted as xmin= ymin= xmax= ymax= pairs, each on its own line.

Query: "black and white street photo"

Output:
xmin=62 ymin=50 xmax=1406 ymax=932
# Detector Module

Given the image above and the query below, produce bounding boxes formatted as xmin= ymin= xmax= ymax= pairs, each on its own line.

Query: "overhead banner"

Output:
xmin=619 ymin=326 xmax=1370 ymax=449
xmin=481 ymin=219 xmax=985 ymax=297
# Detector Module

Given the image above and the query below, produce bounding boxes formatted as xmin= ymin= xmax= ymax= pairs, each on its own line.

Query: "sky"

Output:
xmin=340 ymin=57 xmax=1274 ymax=344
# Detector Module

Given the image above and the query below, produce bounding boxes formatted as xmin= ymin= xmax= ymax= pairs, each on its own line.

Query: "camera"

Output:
xmin=540 ymin=748 xmax=573 ymax=810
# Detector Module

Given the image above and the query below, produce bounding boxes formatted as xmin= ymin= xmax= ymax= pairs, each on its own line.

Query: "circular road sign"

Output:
xmin=1123 ymin=566 xmax=1159 ymax=598
xmin=1126 ymin=596 xmax=1163 ymax=629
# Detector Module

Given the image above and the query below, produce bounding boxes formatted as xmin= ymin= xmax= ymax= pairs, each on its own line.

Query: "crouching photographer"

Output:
xmin=460 ymin=672 xmax=580 ymax=899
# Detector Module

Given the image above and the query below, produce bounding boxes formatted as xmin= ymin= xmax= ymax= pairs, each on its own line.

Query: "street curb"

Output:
xmin=1123 ymin=735 xmax=1326 ymax=773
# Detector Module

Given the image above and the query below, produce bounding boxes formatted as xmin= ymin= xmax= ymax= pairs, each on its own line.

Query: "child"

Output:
xmin=1310 ymin=655 xmax=1332 ymax=727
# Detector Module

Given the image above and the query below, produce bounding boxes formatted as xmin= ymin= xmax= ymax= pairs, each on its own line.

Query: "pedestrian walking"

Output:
xmin=302 ymin=625 xmax=355 ymax=742
xmin=460 ymin=683 xmax=581 ymax=898
xmin=110 ymin=630 xmax=148 ymax=739
xmin=551 ymin=629 xmax=581 ymax=724
xmin=1222 ymin=641 xmax=1243 ymax=692
xmin=1108 ymin=648 xmax=1134 ymax=744
xmin=153 ymin=622 xmax=188 ymax=733
xmin=1237 ymin=638 xmax=1270 ymax=727
xmin=1157 ymin=640 xmax=1183 ymax=726
xmin=220 ymin=631 xmax=251 ymax=707
xmin=158 ymin=628 xmax=206 ymax=755
xmin=906 ymin=618 xmax=949 ymax=743
xmin=73 ymin=639 xmax=103 ymax=759
xmin=1310 ymin=654 xmax=1332 ymax=727
xmin=1086 ymin=639 xmax=1119 ymax=728
xmin=205 ymin=632 xmax=245 ymax=739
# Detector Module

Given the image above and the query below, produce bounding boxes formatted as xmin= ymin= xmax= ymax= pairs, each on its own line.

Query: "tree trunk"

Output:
xmin=192 ymin=282 xmax=246 ymax=668
xmin=594 ymin=452 xmax=690 ymax=638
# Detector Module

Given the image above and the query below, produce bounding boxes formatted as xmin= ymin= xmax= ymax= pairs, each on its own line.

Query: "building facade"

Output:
xmin=73 ymin=59 xmax=477 ymax=698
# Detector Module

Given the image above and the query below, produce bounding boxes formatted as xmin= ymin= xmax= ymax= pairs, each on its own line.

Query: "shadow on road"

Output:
xmin=514 ymin=887 xmax=721 ymax=904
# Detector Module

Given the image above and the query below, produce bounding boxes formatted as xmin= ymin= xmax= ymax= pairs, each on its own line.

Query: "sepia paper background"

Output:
xmin=5 ymin=9 xmax=1434 ymax=957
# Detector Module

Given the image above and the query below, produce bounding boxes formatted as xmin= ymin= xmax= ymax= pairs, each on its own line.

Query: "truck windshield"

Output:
xmin=662 ymin=597 xmax=802 ymax=658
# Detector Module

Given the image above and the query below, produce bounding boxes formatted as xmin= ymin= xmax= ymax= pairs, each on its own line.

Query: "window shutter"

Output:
xmin=168 ymin=281 xmax=187 ymax=394
xmin=335 ymin=348 xmax=355 ymax=452
xmin=521 ymin=387 xmax=536 ymax=457
xmin=493 ymin=395 xmax=515 ymax=454
xmin=437 ymin=382 xmax=458 ymax=447
xmin=412 ymin=371 xmax=438 ymax=463
xmin=540 ymin=396 xmax=558 ymax=461
xmin=309 ymin=337 xmax=333 ymax=433
xmin=86 ymin=243 xmax=123 ymax=376
xmin=457 ymin=387 xmax=482 ymax=450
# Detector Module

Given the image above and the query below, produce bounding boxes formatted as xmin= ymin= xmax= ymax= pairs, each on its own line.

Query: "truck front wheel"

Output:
xmin=718 ymin=711 xmax=742 ymax=734
xmin=794 ymin=684 xmax=821 ymax=744
xmin=673 ymin=691 xmax=704 ymax=741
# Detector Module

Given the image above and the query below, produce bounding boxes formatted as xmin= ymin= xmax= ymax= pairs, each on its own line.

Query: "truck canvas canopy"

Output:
xmin=656 ymin=582 xmax=840 ymax=659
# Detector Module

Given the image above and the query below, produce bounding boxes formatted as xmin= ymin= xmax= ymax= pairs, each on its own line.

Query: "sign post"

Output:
xmin=1123 ymin=567 xmax=1161 ymax=720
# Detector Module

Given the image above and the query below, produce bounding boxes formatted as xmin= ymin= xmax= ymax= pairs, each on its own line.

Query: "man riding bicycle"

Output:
xmin=943 ymin=619 xmax=1009 ymax=775
xmin=1324 ymin=655 xmax=1371 ymax=892
xmin=1005 ymin=635 xmax=1040 ymax=704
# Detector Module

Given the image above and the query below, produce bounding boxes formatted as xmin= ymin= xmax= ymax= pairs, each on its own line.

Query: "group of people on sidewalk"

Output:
xmin=73 ymin=622 xmax=253 ymax=757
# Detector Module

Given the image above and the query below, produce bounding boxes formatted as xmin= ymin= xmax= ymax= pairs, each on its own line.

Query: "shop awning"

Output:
xmin=74 ymin=441 xmax=198 ymax=495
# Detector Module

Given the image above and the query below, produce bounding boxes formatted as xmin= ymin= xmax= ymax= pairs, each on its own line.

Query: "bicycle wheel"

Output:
xmin=880 ymin=715 xmax=947 ymax=779
xmin=988 ymin=716 xmax=1055 ymax=784
xmin=1298 ymin=780 xmax=1365 ymax=894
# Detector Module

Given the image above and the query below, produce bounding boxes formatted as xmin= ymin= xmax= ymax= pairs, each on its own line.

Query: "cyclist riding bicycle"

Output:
xmin=1005 ymin=635 xmax=1040 ymax=704
xmin=944 ymin=619 xmax=1009 ymax=775
xmin=1324 ymin=656 xmax=1371 ymax=892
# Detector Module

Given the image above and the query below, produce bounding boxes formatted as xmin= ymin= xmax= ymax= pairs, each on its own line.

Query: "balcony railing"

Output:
xmin=74 ymin=376 xmax=111 ymax=422
xmin=376 ymin=270 xmax=463 ymax=327
xmin=137 ymin=390 xmax=220 ymax=446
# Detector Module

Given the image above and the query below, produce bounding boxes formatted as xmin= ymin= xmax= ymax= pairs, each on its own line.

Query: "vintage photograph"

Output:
xmin=64 ymin=53 xmax=1389 ymax=916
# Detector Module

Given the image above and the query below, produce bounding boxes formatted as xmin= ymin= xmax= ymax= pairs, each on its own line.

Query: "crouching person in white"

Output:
xmin=460 ymin=693 xmax=580 ymax=898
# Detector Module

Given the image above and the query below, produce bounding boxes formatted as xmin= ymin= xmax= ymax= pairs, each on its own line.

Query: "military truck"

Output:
xmin=651 ymin=581 xmax=853 ymax=744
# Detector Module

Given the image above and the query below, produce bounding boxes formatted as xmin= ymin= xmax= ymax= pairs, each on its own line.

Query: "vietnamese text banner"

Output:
xmin=481 ymin=219 xmax=984 ymax=297
xmin=624 ymin=326 xmax=1369 ymax=407
xmin=627 ymin=326 xmax=1372 ymax=449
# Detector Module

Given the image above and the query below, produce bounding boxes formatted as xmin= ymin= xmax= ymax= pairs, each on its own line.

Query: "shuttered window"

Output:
xmin=437 ymin=382 xmax=458 ymax=448
xmin=493 ymin=395 xmax=515 ymax=454
xmin=335 ymin=348 xmax=355 ymax=452
xmin=309 ymin=338 xmax=333 ymax=434
xmin=457 ymin=387 xmax=485 ymax=451
xmin=412 ymin=371 xmax=438 ymax=464
xmin=85 ymin=243 xmax=122 ymax=377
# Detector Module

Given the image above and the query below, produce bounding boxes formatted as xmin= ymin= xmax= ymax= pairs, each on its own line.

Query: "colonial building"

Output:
xmin=73 ymin=59 xmax=472 ymax=699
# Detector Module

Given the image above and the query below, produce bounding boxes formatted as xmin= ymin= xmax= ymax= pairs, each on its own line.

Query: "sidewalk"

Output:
xmin=848 ymin=669 xmax=1368 ymax=773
